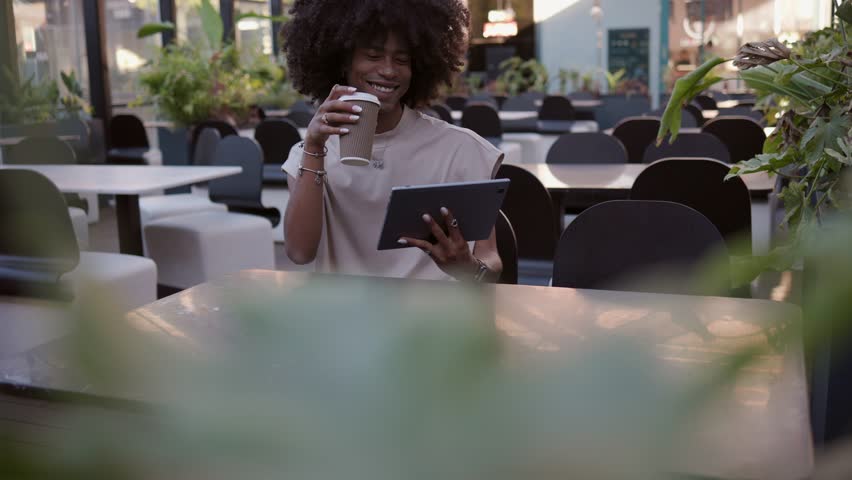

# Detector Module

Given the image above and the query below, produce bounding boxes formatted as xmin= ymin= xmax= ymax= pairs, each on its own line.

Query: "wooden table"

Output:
xmin=0 ymin=164 xmax=241 ymax=255
xmin=0 ymin=270 xmax=813 ymax=479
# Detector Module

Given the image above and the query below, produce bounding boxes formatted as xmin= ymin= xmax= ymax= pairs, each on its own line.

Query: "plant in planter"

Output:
xmin=556 ymin=68 xmax=580 ymax=94
xmin=656 ymin=2 xmax=852 ymax=278
xmin=136 ymin=0 xmax=287 ymax=127
xmin=497 ymin=57 xmax=549 ymax=96
xmin=0 ymin=68 xmax=90 ymax=125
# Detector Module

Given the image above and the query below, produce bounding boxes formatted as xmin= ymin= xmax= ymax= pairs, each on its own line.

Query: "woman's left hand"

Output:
xmin=399 ymin=207 xmax=478 ymax=280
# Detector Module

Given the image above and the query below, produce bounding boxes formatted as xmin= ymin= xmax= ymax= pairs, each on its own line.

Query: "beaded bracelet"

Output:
xmin=297 ymin=164 xmax=327 ymax=185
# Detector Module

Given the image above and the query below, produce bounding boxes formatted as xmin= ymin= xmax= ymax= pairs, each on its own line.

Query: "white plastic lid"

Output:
xmin=339 ymin=92 xmax=380 ymax=106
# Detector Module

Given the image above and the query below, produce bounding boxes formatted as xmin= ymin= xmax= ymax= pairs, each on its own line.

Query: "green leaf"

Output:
xmin=234 ymin=12 xmax=288 ymax=24
xmin=837 ymin=0 xmax=852 ymax=23
xmin=791 ymin=71 xmax=833 ymax=96
xmin=726 ymin=152 xmax=796 ymax=179
xmin=779 ymin=181 xmax=806 ymax=228
xmin=801 ymin=107 xmax=852 ymax=166
xmin=763 ymin=131 xmax=783 ymax=154
xmin=199 ymin=0 xmax=223 ymax=52
xmin=825 ymin=148 xmax=852 ymax=165
xmin=657 ymin=56 xmax=727 ymax=145
xmin=137 ymin=22 xmax=175 ymax=38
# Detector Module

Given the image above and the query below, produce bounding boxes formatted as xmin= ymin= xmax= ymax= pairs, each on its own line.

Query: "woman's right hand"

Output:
xmin=303 ymin=84 xmax=363 ymax=152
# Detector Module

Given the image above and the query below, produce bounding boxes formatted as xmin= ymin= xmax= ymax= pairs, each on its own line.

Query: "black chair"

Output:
xmin=285 ymin=110 xmax=314 ymax=128
xmin=643 ymin=132 xmax=731 ymax=163
xmin=209 ymin=136 xmax=281 ymax=227
xmin=611 ymin=116 xmax=660 ymax=163
xmin=692 ymin=94 xmax=718 ymax=110
xmin=717 ymin=106 xmax=765 ymax=124
xmin=552 ymin=200 xmax=728 ymax=295
xmin=631 ymin=158 xmax=752 ymax=256
xmin=461 ymin=103 xmax=502 ymax=146
xmin=189 ymin=120 xmax=238 ymax=161
xmin=545 ymin=132 xmax=628 ymax=164
xmin=6 ymin=136 xmax=88 ymax=212
xmin=501 ymin=95 xmax=538 ymax=112
xmin=254 ymin=119 xmax=302 ymax=186
xmin=644 ymin=107 xmax=699 ymax=128
xmin=537 ymin=95 xmax=576 ymax=134
xmin=683 ymin=103 xmax=705 ymax=127
xmin=289 ymin=100 xmax=316 ymax=114
xmin=429 ymin=103 xmax=454 ymax=124
xmin=702 ymin=116 xmax=767 ymax=164
xmin=107 ymin=114 xmax=149 ymax=165
xmin=595 ymin=94 xmax=652 ymax=130
xmin=495 ymin=210 xmax=518 ymax=285
xmin=0 ymin=170 xmax=80 ymax=300
xmin=192 ymin=128 xmax=222 ymax=166
xmin=495 ymin=165 xmax=559 ymax=281
xmin=445 ymin=95 xmax=468 ymax=111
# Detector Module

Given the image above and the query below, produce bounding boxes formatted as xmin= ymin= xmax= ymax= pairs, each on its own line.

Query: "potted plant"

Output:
xmin=497 ymin=57 xmax=549 ymax=96
xmin=656 ymin=2 xmax=852 ymax=281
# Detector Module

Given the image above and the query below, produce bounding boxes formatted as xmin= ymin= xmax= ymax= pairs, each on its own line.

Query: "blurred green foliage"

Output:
xmin=497 ymin=57 xmax=549 ymax=96
xmin=0 ymin=68 xmax=91 ymax=124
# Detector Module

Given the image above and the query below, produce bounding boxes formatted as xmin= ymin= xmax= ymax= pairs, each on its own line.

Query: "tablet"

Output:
xmin=377 ymin=179 xmax=510 ymax=250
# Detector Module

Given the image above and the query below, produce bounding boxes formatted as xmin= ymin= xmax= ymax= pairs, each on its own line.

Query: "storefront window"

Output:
xmin=104 ymin=0 xmax=161 ymax=108
xmin=176 ymin=0 xmax=218 ymax=46
xmin=235 ymin=0 xmax=273 ymax=57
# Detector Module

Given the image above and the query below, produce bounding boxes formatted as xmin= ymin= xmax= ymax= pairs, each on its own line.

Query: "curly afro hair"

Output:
xmin=281 ymin=0 xmax=470 ymax=108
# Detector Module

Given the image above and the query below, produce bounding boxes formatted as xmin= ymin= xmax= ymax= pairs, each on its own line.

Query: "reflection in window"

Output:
xmin=11 ymin=0 xmax=89 ymax=99
xmin=235 ymin=0 xmax=273 ymax=57
xmin=176 ymin=0 xmax=218 ymax=46
xmin=104 ymin=0 xmax=161 ymax=107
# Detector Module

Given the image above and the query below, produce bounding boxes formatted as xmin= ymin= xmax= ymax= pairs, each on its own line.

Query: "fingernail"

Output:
xmin=350 ymin=115 xmax=359 ymax=121
xmin=340 ymin=128 xmax=350 ymax=133
xmin=352 ymin=105 xmax=363 ymax=113
xmin=397 ymin=238 xmax=408 ymax=245
xmin=348 ymin=86 xmax=357 ymax=92
xmin=440 ymin=207 xmax=449 ymax=216
xmin=422 ymin=214 xmax=431 ymax=223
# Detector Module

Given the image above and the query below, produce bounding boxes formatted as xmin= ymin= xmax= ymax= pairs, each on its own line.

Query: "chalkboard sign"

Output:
xmin=607 ymin=28 xmax=650 ymax=85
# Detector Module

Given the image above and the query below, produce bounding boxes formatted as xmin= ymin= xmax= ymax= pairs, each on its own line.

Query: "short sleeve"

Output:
xmin=281 ymin=142 xmax=303 ymax=179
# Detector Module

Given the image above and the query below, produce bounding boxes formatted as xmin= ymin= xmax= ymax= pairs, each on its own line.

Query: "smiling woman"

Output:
xmin=279 ymin=0 xmax=506 ymax=282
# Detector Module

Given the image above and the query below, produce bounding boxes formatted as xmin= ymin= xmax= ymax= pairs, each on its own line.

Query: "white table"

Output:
xmin=0 ymin=270 xmax=812 ymax=479
xmin=0 ymin=165 xmax=241 ymax=256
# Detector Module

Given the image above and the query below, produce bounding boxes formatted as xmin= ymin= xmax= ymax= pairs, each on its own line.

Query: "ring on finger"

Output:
xmin=321 ymin=113 xmax=330 ymax=125
xmin=450 ymin=218 xmax=459 ymax=228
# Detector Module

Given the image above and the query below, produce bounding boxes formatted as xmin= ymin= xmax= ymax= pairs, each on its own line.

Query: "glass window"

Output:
xmin=11 ymin=0 xmax=89 ymax=100
xmin=104 ymin=0 xmax=161 ymax=108
xmin=176 ymin=0 xmax=219 ymax=46
xmin=235 ymin=0 xmax=273 ymax=57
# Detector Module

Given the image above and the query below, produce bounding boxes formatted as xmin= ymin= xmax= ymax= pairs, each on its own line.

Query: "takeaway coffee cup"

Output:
xmin=339 ymin=92 xmax=380 ymax=166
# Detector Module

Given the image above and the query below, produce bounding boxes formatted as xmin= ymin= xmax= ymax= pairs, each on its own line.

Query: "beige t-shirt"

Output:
xmin=283 ymin=106 xmax=504 ymax=280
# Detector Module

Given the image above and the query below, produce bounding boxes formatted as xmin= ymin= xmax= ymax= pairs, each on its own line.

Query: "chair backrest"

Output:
xmin=429 ymin=103 xmax=454 ymax=124
xmin=645 ymin=107 xmax=698 ymax=128
xmin=445 ymin=95 xmax=468 ymax=111
xmin=546 ymin=132 xmax=628 ymax=164
xmin=208 ymin=136 xmax=281 ymax=227
xmin=643 ymin=132 xmax=731 ymax=163
xmin=538 ymin=95 xmax=575 ymax=121
xmin=692 ymin=94 xmax=718 ymax=110
xmin=209 ymin=136 xmax=264 ymax=204
xmin=596 ymin=94 xmax=652 ymax=130
xmin=6 ymin=136 xmax=77 ymax=165
xmin=702 ymin=116 xmax=767 ymax=163
xmin=495 ymin=164 xmax=558 ymax=261
xmin=631 ymin=158 xmax=752 ymax=256
xmin=552 ymin=200 xmax=728 ymax=295
xmin=683 ymin=103 xmax=704 ymax=127
xmin=109 ymin=114 xmax=149 ymax=149
xmin=501 ymin=95 xmax=537 ymax=112
xmin=254 ymin=119 xmax=302 ymax=165
xmin=192 ymin=128 xmax=221 ymax=166
xmin=0 ymin=169 xmax=80 ymax=296
xmin=461 ymin=103 xmax=502 ymax=141
xmin=190 ymin=120 xmax=238 ymax=159
xmin=717 ymin=106 xmax=764 ymax=123
xmin=495 ymin=210 xmax=518 ymax=285
xmin=285 ymin=110 xmax=314 ymax=128
xmin=611 ymin=116 xmax=660 ymax=163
